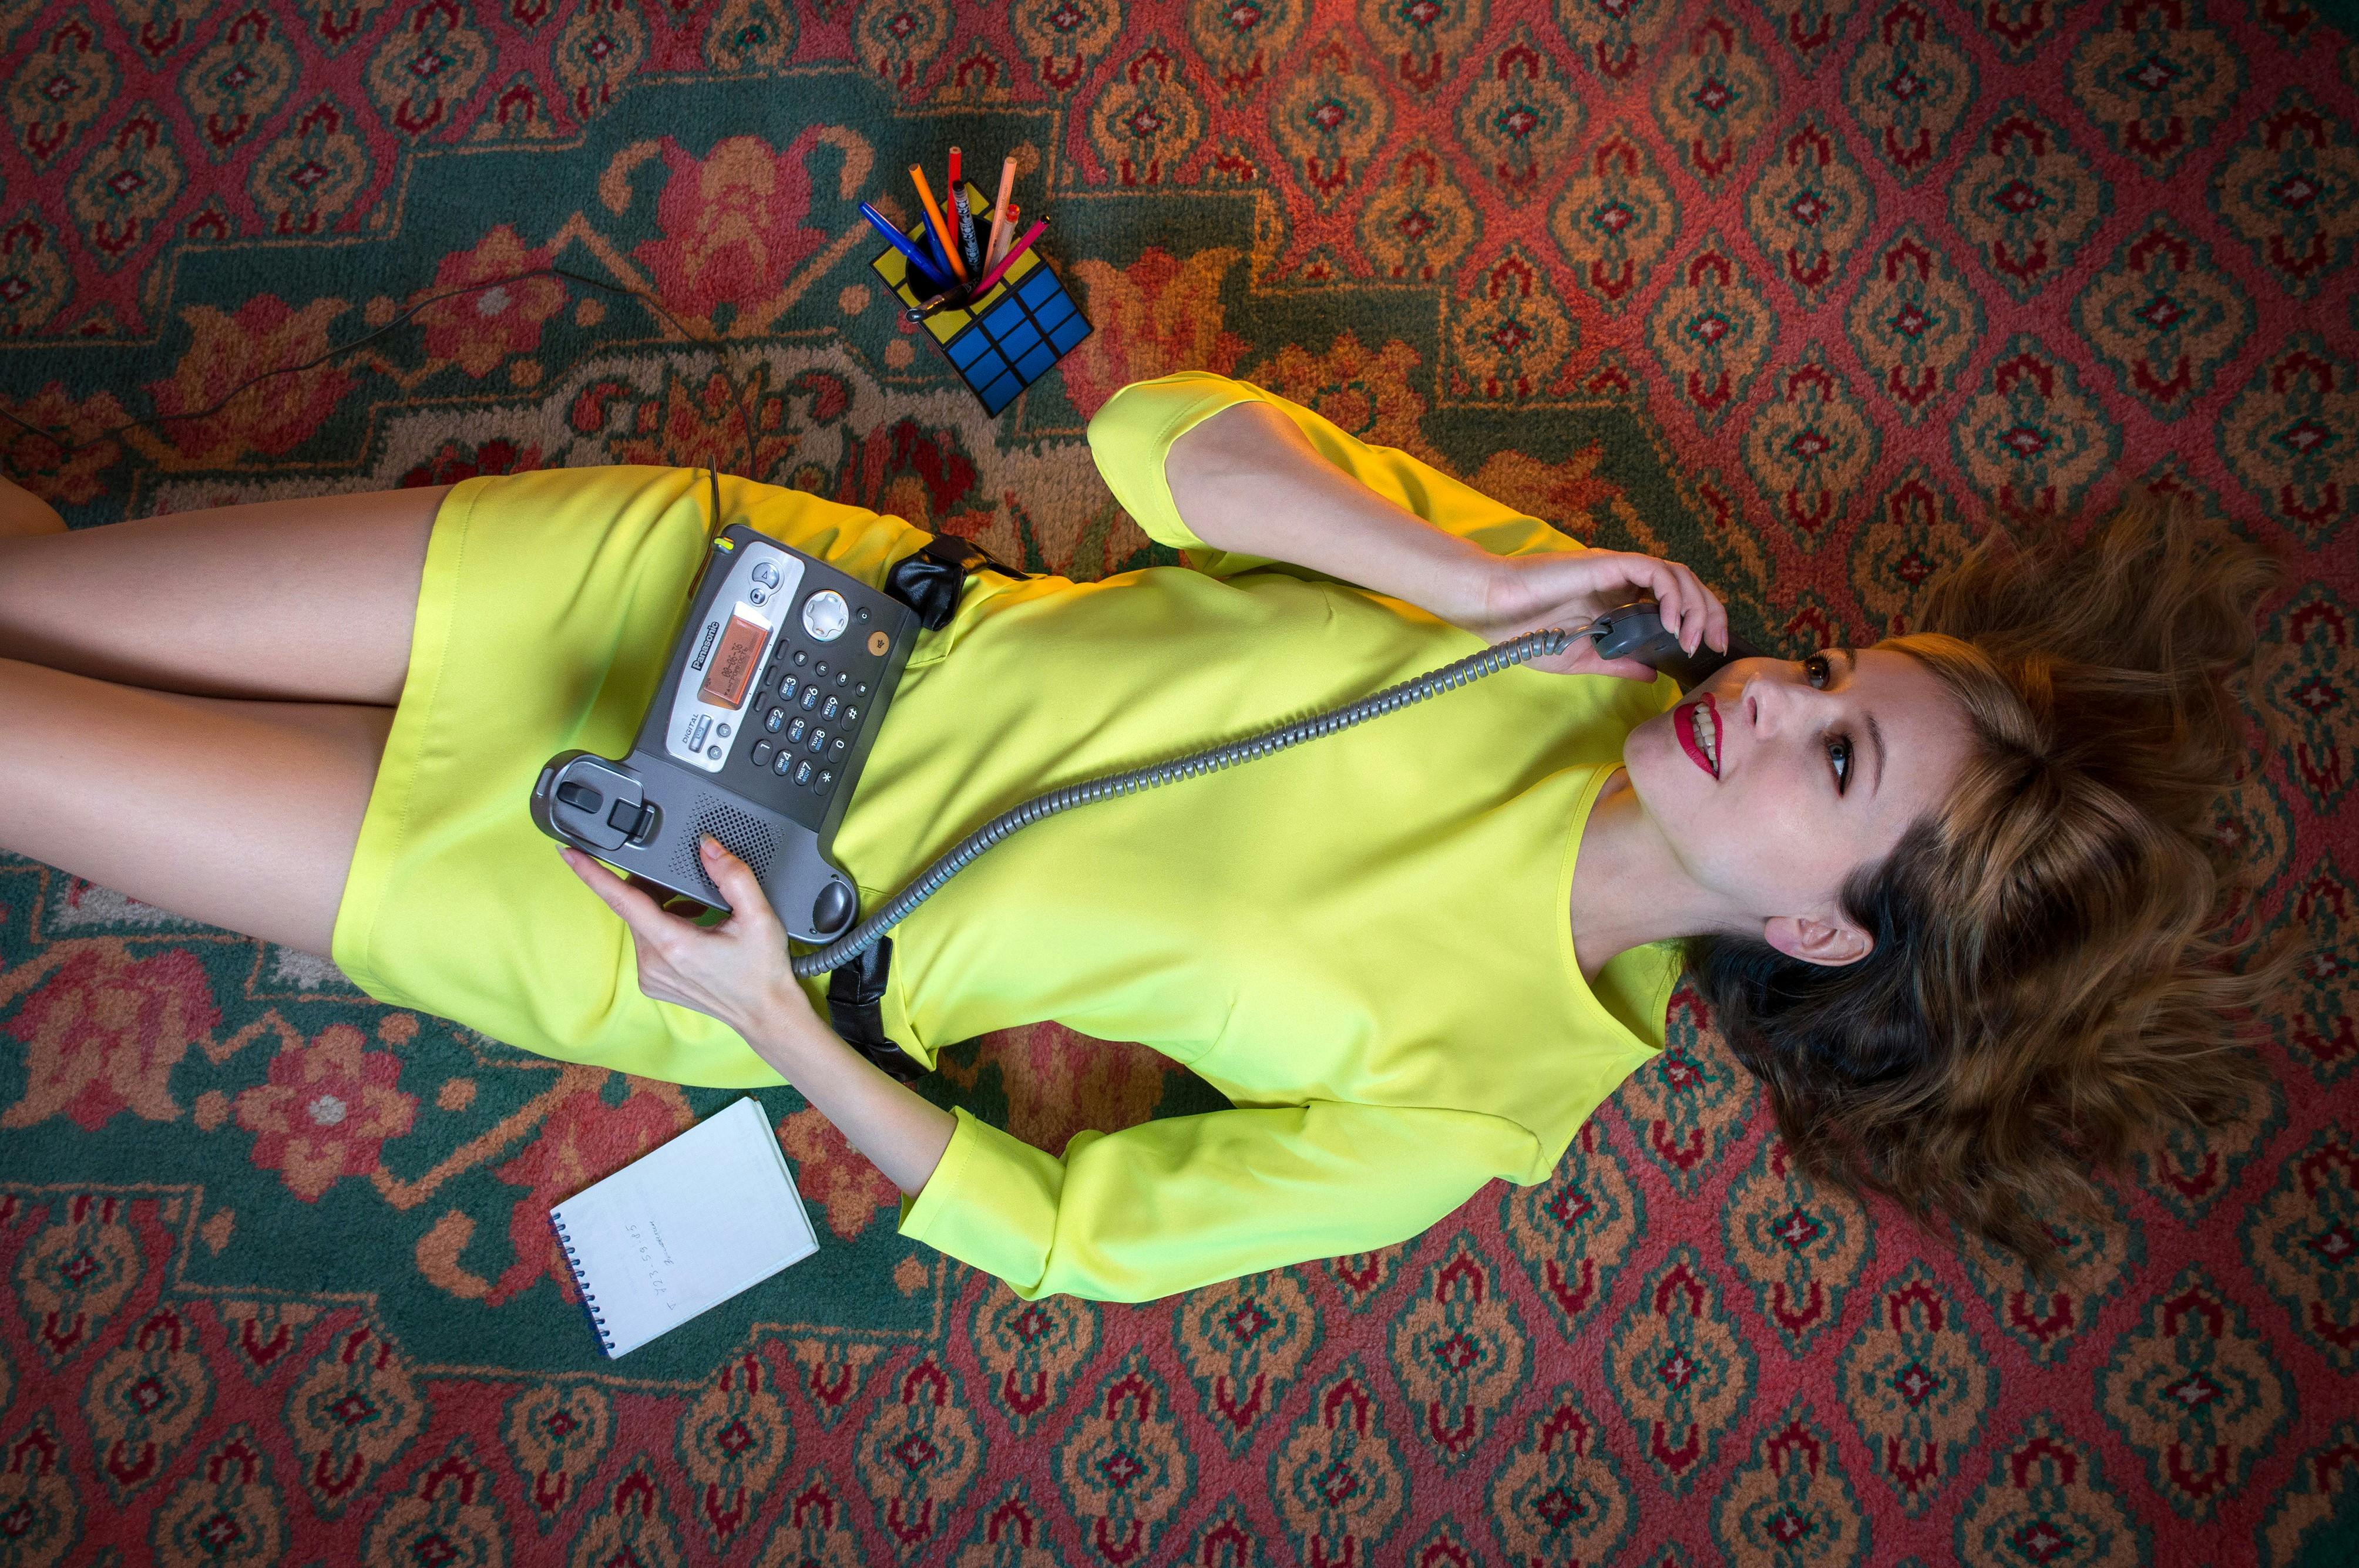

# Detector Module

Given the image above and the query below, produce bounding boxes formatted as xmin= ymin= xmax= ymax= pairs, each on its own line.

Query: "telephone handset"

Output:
xmin=1587 ymin=599 xmax=1767 ymax=690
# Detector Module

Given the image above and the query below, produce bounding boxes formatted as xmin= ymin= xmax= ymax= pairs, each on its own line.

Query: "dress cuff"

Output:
xmin=895 ymin=1104 xmax=1065 ymax=1291
xmin=1084 ymin=371 xmax=1275 ymax=556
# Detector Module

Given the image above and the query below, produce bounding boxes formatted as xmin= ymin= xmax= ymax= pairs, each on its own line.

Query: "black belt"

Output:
xmin=824 ymin=531 xmax=1034 ymax=1084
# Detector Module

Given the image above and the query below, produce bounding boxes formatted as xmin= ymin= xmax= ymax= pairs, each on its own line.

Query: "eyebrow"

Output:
xmin=1835 ymin=648 xmax=1886 ymax=799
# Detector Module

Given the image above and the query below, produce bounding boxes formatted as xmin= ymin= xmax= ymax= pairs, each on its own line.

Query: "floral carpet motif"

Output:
xmin=2 ymin=1 xmax=2356 ymax=1563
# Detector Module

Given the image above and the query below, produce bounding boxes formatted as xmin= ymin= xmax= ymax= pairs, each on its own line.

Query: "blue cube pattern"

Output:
xmin=868 ymin=196 xmax=1093 ymax=416
xmin=957 ymin=265 xmax=1093 ymax=413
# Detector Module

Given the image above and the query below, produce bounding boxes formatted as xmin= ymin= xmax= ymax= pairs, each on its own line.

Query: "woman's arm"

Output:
xmin=743 ymin=1007 xmax=956 ymax=1200
xmin=1163 ymin=401 xmax=1498 ymax=626
xmin=895 ymin=1097 xmax=1538 ymax=1303
xmin=1158 ymin=393 xmax=1726 ymax=677
xmin=562 ymin=839 xmax=956 ymax=1199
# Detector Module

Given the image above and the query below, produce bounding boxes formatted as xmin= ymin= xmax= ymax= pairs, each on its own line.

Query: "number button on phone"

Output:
xmin=807 ymin=729 xmax=826 ymax=755
xmin=821 ymin=696 xmax=838 ymax=721
xmin=772 ymin=751 xmax=793 ymax=776
xmin=787 ymin=718 xmax=806 ymax=742
xmin=779 ymin=675 xmax=798 ymax=701
xmin=764 ymin=708 xmax=784 ymax=733
xmin=800 ymin=687 xmax=819 ymax=711
xmin=793 ymin=760 xmax=813 ymax=785
xmin=751 ymin=740 xmax=773 ymax=766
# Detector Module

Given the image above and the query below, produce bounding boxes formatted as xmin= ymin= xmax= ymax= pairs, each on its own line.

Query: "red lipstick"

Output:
xmin=1676 ymin=693 xmax=1722 ymax=779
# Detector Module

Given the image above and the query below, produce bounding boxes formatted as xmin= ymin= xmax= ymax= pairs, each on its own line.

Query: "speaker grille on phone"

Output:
xmin=675 ymin=798 xmax=779 ymax=899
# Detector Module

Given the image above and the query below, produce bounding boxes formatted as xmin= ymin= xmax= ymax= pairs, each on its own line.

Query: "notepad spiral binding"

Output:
xmin=549 ymin=1210 xmax=619 ymax=1357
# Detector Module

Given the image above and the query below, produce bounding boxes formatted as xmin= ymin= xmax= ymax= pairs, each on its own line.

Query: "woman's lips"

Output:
xmin=1677 ymin=693 xmax=1721 ymax=779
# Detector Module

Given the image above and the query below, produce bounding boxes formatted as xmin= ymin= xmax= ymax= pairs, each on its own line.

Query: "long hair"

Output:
xmin=1683 ymin=490 xmax=2300 ymax=1274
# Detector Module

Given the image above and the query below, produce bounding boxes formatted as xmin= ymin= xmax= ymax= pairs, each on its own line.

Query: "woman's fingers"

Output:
xmin=1661 ymin=561 xmax=1708 ymax=654
xmin=563 ymin=848 xmax=700 ymax=970
xmin=1585 ymin=651 xmax=1661 ymax=681
xmin=1611 ymin=551 xmax=1725 ymax=655
xmin=562 ymin=840 xmax=805 ymax=1031
xmin=1615 ymin=555 xmax=1689 ymax=652
xmin=1668 ymin=560 xmax=1727 ymax=652
xmin=696 ymin=836 xmax=782 ymax=936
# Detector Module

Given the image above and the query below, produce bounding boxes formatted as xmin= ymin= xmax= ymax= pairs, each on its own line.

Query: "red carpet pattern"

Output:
xmin=1 ymin=0 xmax=2355 ymax=1562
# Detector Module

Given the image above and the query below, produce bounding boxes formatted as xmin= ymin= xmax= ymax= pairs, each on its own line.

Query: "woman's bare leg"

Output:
xmin=0 ymin=476 xmax=66 ymax=538
xmin=0 ymin=479 xmax=449 ymax=954
xmin=0 ymin=657 xmax=389 ymax=957
xmin=0 ymin=483 xmax=446 ymax=705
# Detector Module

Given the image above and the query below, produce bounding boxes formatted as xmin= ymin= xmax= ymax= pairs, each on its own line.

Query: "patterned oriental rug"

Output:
xmin=2 ymin=1 xmax=2355 ymax=1563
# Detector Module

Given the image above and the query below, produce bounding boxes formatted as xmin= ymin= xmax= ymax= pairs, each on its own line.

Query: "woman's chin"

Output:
xmin=1624 ymin=712 xmax=1707 ymax=803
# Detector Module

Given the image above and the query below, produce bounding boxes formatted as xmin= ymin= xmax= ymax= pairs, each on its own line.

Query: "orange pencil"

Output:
xmin=907 ymin=164 xmax=969 ymax=286
xmin=985 ymin=156 xmax=1018 ymax=270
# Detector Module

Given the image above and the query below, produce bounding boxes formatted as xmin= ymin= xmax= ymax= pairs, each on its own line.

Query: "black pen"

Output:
xmin=950 ymin=146 xmax=983 ymax=273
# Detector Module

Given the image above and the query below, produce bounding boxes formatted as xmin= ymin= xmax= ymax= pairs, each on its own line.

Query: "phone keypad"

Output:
xmin=734 ymin=605 xmax=895 ymax=813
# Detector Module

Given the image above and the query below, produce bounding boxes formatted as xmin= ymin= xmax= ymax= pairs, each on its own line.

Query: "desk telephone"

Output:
xmin=532 ymin=493 xmax=1765 ymax=981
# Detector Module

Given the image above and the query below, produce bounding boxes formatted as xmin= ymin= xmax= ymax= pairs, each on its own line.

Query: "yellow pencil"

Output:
xmin=985 ymin=155 xmax=1018 ymax=271
xmin=907 ymin=164 xmax=969 ymax=286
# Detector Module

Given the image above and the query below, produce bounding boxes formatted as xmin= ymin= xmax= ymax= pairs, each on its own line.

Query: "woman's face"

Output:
xmin=1622 ymin=645 xmax=1978 ymax=964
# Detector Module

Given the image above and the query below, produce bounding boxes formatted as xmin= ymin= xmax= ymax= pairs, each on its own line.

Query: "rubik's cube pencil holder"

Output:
xmin=868 ymin=181 xmax=1092 ymax=416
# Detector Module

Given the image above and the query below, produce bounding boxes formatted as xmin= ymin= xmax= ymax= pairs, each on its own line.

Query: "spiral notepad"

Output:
xmin=549 ymin=1097 xmax=818 ymax=1358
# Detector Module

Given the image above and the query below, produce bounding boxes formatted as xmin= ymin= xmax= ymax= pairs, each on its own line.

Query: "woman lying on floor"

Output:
xmin=0 ymin=371 xmax=2291 ymax=1303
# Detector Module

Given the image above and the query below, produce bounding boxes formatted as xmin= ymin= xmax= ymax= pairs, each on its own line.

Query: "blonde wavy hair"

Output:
xmin=1684 ymin=490 xmax=2301 ymax=1274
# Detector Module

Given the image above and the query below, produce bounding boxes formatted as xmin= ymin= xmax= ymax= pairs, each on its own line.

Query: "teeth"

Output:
xmin=1691 ymin=706 xmax=1717 ymax=772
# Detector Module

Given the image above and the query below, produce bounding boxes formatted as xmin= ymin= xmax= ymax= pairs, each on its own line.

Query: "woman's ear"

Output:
xmin=1762 ymin=913 xmax=1873 ymax=967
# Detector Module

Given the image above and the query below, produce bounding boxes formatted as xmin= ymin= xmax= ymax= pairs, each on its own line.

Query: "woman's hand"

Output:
xmin=1449 ymin=547 xmax=1728 ymax=679
xmin=567 ymin=838 xmax=958 ymax=1197
xmin=560 ymin=836 xmax=827 ymax=1047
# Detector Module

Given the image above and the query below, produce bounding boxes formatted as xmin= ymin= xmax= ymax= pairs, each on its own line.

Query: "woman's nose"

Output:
xmin=1739 ymin=667 xmax=1825 ymax=732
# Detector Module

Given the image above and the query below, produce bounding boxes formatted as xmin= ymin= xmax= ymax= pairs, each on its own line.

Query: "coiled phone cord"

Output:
xmin=789 ymin=620 xmax=1593 ymax=978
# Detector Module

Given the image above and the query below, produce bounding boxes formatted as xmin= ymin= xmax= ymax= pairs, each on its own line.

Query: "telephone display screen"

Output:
xmin=697 ymin=611 xmax=768 ymax=709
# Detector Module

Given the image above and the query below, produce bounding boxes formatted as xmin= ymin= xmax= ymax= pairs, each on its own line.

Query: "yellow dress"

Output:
xmin=333 ymin=370 xmax=1685 ymax=1303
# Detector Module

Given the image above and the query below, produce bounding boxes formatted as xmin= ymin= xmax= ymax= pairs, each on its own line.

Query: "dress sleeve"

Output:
xmin=1084 ymin=369 xmax=1587 ymax=582
xmin=895 ymin=1098 xmax=1541 ymax=1303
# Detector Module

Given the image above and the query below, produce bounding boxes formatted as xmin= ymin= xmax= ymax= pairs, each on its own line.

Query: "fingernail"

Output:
xmin=701 ymin=835 xmax=720 ymax=855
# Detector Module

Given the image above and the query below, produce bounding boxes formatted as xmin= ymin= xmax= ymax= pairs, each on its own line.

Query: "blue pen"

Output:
xmin=859 ymin=202 xmax=951 ymax=292
xmin=918 ymin=209 xmax=959 ymax=287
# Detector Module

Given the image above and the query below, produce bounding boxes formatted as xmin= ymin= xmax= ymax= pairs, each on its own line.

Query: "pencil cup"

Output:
xmin=868 ymin=181 xmax=1093 ymax=416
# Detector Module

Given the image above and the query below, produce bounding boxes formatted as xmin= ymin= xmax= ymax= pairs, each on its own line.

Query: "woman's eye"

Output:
xmin=1804 ymin=653 xmax=1832 ymax=688
xmin=1828 ymin=735 xmax=1851 ymax=793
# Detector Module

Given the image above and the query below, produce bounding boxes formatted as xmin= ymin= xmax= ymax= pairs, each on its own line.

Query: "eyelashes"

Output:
xmin=1803 ymin=653 xmax=1853 ymax=796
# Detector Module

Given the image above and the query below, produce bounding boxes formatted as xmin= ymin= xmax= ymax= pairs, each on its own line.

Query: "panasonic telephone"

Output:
xmin=531 ymin=482 xmax=1765 ymax=981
